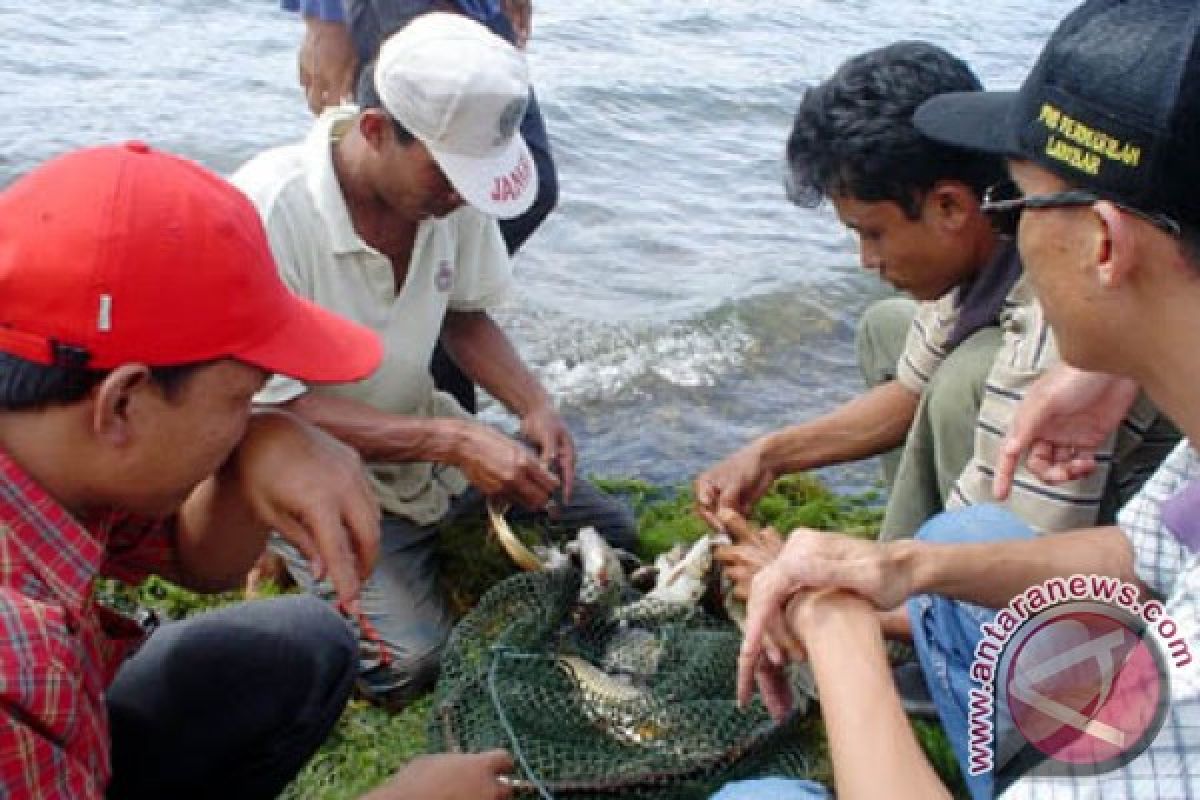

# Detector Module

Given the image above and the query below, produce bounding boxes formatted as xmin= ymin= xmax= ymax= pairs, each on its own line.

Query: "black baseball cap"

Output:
xmin=914 ymin=0 xmax=1200 ymax=230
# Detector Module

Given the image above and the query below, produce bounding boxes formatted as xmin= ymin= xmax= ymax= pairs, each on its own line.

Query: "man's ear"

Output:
xmin=1091 ymin=201 xmax=1135 ymax=289
xmin=91 ymin=364 xmax=152 ymax=447
xmin=925 ymin=181 xmax=976 ymax=231
xmin=358 ymin=108 xmax=392 ymax=150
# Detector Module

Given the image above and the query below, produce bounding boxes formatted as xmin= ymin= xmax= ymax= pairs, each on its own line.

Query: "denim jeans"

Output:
xmin=908 ymin=504 xmax=1034 ymax=800
xmin=710 ymin=777 xmax=831 ymax=800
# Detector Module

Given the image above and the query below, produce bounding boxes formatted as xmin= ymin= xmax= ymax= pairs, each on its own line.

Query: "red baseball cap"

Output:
xmin=0 ymin=142 xmax=382 ymax=381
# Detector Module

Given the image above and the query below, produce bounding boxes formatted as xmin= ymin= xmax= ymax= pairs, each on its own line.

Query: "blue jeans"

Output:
xmin=908 ymin=504 xmax=1033 ymax=800
xmin=708 ymin=505 xmax=1034 ymax=800
xmin=710 ymin=778 xmax=830 ymax=800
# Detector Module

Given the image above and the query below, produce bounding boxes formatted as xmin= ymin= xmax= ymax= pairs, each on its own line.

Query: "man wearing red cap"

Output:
xmin=0 ymin=143 xmax=514 ymax=799
xmin=233 ymin=11 xmax=636 ymax=710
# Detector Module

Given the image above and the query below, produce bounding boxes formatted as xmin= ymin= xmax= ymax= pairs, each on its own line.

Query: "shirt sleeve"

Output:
xmin=1119 ymin=439 xmax=1200 ymax=599
xmin=0 ymin=592 xmax=102 ymax=799
xmin=895 ymin=293 xmax=960 ymax=394
xmin=281 ymin=0 xmax=346 ymax=22
xmin=447 ymin=210 xmax=514 ymax=312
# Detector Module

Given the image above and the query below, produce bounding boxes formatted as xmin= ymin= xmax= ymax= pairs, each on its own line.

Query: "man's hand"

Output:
xmin=362 ymin=751 xmax=514 ymax=800
xmin=739 ymin=587 xmax=876 ymax=712
xmin=714 ymin=509 xmax=783 ymax=602
xmin=501 ymin=0 xmax=532 ymax=49
xmin=234 ymin=409 xmax=379 ymax=612
xmin=297 ymin=16 xmax=358 ymax=114
xmin=994 ymin=365 xmax=1138 ymax=500
xmin=735 ymin=529 xmax=911 ymax=706
xmin=693 ymin=442 xmax=776 ymax=530
xmin=458 ymin=423 xmax=561 ymax=510
xmin=518 ymin=403 xmax=576 ymax=504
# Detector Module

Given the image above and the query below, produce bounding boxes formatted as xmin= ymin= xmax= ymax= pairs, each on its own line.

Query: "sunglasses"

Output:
xmin=980 ymin=181 xmax=1181 ymax=237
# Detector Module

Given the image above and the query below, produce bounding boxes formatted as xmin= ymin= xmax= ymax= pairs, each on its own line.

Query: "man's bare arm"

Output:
xmin=900 ymin=524 xmax=1138 ymax=609
xmin=281 ymin=390 xmax=559 ymax=510
xmin=695 ymin=380 xmax=918 ymax=525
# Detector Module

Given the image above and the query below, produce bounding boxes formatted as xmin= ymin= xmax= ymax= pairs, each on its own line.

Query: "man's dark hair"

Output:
xmin=0 ymin=353 xmax=205 ymax=411
xmin=786 ymin=41 xmax=1005 ymax=218
xmin=355 ymin=58 xmax=417 ymax=145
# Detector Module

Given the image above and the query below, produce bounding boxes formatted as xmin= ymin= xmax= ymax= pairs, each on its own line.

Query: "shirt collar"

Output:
xmin=0 ymin=449 xmax=103 ymax=614
xmin=944 ymin=238 xmax=1023 ymax=351
xmin=304 ymin=106 xmax=374 ymax=257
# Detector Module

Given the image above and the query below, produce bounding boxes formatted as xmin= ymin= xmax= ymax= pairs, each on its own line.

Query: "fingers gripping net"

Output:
xmin=429 ymin=568 xmax=818 ymax=798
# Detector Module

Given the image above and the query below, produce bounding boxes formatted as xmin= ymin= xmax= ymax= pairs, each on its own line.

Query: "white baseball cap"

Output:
xmin=374 ymin=12 xmax=537 ymax=219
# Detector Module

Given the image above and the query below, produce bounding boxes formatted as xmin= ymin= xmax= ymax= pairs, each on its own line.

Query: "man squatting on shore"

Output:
xmin=233 ymin=13 xmax=637 ymax=711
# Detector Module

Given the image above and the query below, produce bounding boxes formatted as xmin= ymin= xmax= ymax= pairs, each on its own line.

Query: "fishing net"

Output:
xmin=428 ymin=566 xmax=820 ymax=799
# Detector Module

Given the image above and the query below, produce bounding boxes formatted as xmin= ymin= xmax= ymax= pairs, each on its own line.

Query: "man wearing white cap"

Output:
xmin=232 ymin=11 xmax=635 ymax=709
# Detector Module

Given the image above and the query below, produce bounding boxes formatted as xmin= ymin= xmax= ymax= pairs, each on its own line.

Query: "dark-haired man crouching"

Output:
xmin=697 ymin=41 xmax=1174 ymax=549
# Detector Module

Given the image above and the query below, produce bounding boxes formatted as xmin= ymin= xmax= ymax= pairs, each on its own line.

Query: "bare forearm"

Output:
xmin=282 ymin=391 xmax=466 ymax=465
xmin=175 ymin=467 xmax=268 ymax=592
xmin=759 ymin=380 xmax=918 ymax=474
xmin=799 ymin=596 xmax=950 ymax=800
xmin=898 ymin=525 xmax=1137 ymax=609
xmin=441 ymin=311 xmax=551 ymax=417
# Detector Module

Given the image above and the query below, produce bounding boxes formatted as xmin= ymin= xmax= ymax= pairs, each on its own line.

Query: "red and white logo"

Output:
xmin=1001 ymin=603 xmax=1169 ymax=773
xmin=491 ymin=154 xmax=533 ymax=205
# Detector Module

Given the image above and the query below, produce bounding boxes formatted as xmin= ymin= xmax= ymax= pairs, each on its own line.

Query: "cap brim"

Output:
xmin=431 ymin=135 xmax=538 ymax=220
xmin=914 ymin=90 xmax=1021 ymax=156
xmin=238 ymin=295 xmax=383 ymax=384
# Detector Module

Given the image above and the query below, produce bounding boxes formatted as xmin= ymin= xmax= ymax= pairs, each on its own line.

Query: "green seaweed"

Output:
xmin=94 ymin=474 xmax=971 ymax=799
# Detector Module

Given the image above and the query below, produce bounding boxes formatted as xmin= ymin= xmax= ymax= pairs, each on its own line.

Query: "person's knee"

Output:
xmin=358 ymin=621 xmax=449 ymax=709
xmin=924 ymin=366 xmax=984 ymax=439
xmin=856 ymin=296 xmax=915 ymax=385
xmin=915 ymin=504 xmax=1035 ymax=546
xmin=286 ymin=594 xmax=359 ymax=678
xmin=922 ymin=344 xmax=993 ymax=440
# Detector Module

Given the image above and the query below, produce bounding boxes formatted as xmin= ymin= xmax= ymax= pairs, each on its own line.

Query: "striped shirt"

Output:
xmin=0 ymin=450 xmax=180 ymax=799
xmin=1002 ymin=440 xmax=1200 ymax=798
xmin=898 ymin=273 xmax=1177 ymax=533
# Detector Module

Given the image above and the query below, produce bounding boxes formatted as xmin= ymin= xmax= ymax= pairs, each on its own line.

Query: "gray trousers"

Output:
xmin=275 ymin=477 xmax=636 ymax=709
xmin=855 ymin=297 xmax=1002 ymax=541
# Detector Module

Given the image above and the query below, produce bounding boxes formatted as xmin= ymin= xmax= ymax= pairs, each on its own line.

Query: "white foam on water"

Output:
xmin=519 ymin=316 xmax=757 ymax=407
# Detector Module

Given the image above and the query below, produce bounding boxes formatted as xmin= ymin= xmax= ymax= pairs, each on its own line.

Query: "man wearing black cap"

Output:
xmin=720 ymin=2 xmax=1200 ymax=799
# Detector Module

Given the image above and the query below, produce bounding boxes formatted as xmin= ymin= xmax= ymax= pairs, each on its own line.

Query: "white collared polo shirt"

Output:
xmin=232 ymin=107 xmax=513 ymax=525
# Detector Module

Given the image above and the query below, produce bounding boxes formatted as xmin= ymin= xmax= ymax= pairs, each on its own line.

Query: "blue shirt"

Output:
xmin=281 ymin=0 xmax=502 ymax=24
xmin=281 ymin=0 xmax=346 ymax=22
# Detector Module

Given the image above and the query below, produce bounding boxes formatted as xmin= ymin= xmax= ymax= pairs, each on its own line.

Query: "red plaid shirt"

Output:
xmin=0 ymin=450 xmax=181 ymax=798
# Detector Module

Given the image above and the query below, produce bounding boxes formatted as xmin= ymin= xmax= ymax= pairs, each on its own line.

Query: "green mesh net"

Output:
xmin=428 ymin=567 xmax=820 ymax=798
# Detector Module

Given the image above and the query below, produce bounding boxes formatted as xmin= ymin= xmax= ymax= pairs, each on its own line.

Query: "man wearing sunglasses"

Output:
xmin=721 ymin=2 xmax=1200 ymax=798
